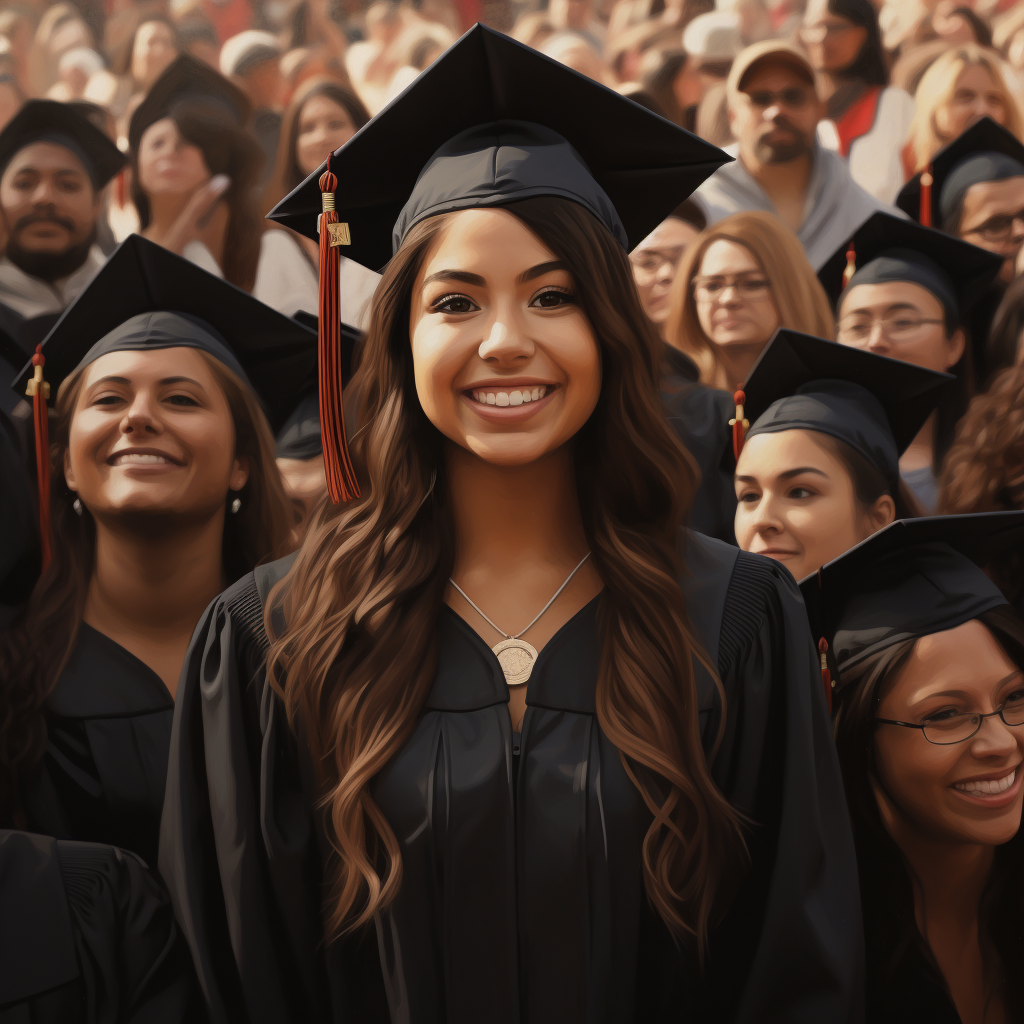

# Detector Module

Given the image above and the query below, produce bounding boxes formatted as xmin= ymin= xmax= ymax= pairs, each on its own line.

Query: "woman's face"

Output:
xmin=132 ymin=21 xmax=177 ymax=91
xmin=734 ymin=429 xmax=893 ymax=582
xmin=693 ymin=239 xmax=779 ymax=352
xmin=630 ymin=216 xmax=701 ymax=330
xmin=838 ymin=281 xmax=963 ymax=373
xmin=935 ymin=64 xmax=1008 ymax=140
xmin=800 ymin=0 xmax=868 ymax=74
xmin=295 ymin=94 xmax=358 ymax=178
xmin=409 ymin=207 xmax=602 ymax=467
xmin=137 ymin=117 xmax=210 ymax=198
xmin=874 ymin=619 xmax=1024 ymax=848
xmin=64 ymin=347 xmax=248 ymax=522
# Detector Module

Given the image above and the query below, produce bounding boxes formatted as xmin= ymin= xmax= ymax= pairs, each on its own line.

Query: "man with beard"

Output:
xmin=695 ymin=40 xmax=895 ymax=269
xmin=0 ymin=101 xmax=124 ymax=334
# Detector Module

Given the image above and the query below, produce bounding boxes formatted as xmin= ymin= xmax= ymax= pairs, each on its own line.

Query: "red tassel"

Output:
xmin=729 ymin=386 xmax=748 ymax=460
xmin=25 ymin=344 xmax=51 ymax=571
xmin=841 ymin=242 xmax=856 ymax=289
xmin=919 ymin=167 xmax=933 ymax=228
xmin=819 ymin=636 xmax=833 ymax=714
xmin=317 ymin=153 xmax=360 ymax=503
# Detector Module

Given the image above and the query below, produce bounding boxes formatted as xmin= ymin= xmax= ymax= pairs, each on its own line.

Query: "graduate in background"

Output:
xmin=162 ymin=26 xmax=862 ymax=1024
xmin=820 ymin=212 xmax=1002 ymax=511
xmin=0 ymin=235 xmax=306 ymax=868
xmin=733 ymin=329 xmax=951 ymax=582
xmin=809 ymin=513 xmax=1024 ymax=1024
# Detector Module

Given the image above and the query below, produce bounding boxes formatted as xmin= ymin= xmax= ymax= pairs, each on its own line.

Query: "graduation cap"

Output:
xmin=268 ymin=23 xmax=729 ymax=505
xmin=800 ymin=512 xmax=1024 ymax=699
xmin=128 ymin=53 xmax=251 ymax=152
xmin=0 ymin=100 xmax=125 ymax=190
xmin=896 ymin=117 xmax=1024 ymax=230
xmin=12 ymin=234 xmax=316 ymax=567
xmin=819 ymin=212 xmax=1002 ymax=331
xmin=735 ymin=329 xmax=954 ymax=489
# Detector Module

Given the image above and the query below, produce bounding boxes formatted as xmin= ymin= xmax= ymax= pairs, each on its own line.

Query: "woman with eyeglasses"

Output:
xmin=813 ymin=512 xmax=1024 ymax=1024
xmin=665 ymin=211 xmax=834 ymax=391
xmin=822 ymin=213 xmax=1003 ymax=511
xmin=800 ymin=0 xmax=914 ymax=204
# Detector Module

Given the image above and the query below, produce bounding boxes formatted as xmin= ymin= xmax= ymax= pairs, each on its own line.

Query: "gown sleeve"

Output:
xmin=707 ymin=550 xmax=865 ymax=1024
xmin=0 ymin=829 xmax=200 ymax=1024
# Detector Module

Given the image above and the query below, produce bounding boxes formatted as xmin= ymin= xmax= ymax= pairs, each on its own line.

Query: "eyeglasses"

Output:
xmin=692 ymin=274 xmax=772 ymax=302
xmin=799 ymin=22 xmax=856 ymax=44
xmin=837 ymin=315 xmax=945 ymax=344
xmin=962 ymin=209 xmax=1024 ymax=245
xmin=876 ymin=694 xmax=1024 ymax=745
xmin=743 ymin=87 xmax=813 ymax=110
xmin=630 ymin=245 xmax=685 ymax=276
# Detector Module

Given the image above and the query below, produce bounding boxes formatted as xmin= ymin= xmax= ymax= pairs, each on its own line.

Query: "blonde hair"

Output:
xmin=665 ymin=211 xmax=834 ymax=389
xmin=907 ymin=45 xmax=1024 ymax=173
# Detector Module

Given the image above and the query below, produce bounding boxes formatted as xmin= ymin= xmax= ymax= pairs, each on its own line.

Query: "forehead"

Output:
xmin=698 ymin=238 xmax=761 ymax=274
xmin=841 ymin=280 xmax=944 ymax=316
xmin=736 ymin=428 xmax=842 ymax=476
xmin=78 ymin=345 xmax=218 ymax=386
xmin=634 ymin=216 xmax=699 ymax=252
xmin=418 ymin=207 xmax=560 ymax=279
xmin=740 ymin=59 xmax=814 ymax=94
xmin=803 ymin=0 xmax=841 ymax=21
xmin=137 ymin=20 xmax=173 ymax=42
xmin=955 ymin=63 xmax=998 ymax=89
xmin=300 ymin=93 xmax=348 ymax=119
xmin=2 ymin=141 xmax=89 ymax=180
xmin=962 ymin=175 xmax=1024 ymax=215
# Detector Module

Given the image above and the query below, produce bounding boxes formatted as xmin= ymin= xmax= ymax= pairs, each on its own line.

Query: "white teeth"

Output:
xmin=954 ymin=769 xmax=1016 ymax=795
xmin=114 ymin=453 xmax=170 ymax=465
xmin=471 ymin=386 xmax=547 ymax=406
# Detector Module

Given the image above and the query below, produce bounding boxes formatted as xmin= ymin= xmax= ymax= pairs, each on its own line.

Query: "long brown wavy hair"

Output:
xmin=266 ymin=196 xmax=748 ymax=951
xmin=0 ymin=351 xmax=295 ymax=826
xmin=665 ymin=212 xmax=835 ymax=389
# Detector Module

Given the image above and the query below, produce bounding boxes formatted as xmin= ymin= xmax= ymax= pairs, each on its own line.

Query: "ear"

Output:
xmin=867 ymin=493 xmax=896 ymax=532
xmin=228 ymin=455 xmax=250 ymax=493
xmin=945 ymin=327 xmax=966 ymax=370
xmin=64 ymin=448 xmax=76 ymax=491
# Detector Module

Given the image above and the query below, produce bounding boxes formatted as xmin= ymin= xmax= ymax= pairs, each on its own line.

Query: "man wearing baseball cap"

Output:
xmin=694 ymin=40 xmax=897 ymax=269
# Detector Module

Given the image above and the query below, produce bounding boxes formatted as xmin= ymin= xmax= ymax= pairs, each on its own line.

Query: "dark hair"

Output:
xmin=814 ymin=433 xmax=925 ymax=520
xmin=0 ymin=352 xmax=296 ymax=827
xmin=262 ymin=76 xmax=370 ymax=216
xmin=986 ymin=275 xmax=1024 ymax=378
xmin=952 ymin=6 xmax=993 ymax=48
xmin=113 ymin=10 xmax=179 ymax=80
xmin=131 ymin=102 xmax=265 ymax=293
xmin=826 ymin=0 xmax=888 ymax=87
xmin=640 ymin=48 xmax=690 ymax=127
xmin=833 ymin=606 xmax=1024 ymax=1021
xmin=670 ymin=197 xmax=706 ymax=231
xmin=265 ymin=196 xmax=748 ymax=949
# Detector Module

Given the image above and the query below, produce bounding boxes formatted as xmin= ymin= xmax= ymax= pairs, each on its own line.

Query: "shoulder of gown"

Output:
xmin=682 ymin=533 xmax=866 ymax=1024
xmin=0 ymin=829 xmax=201 ymax=1023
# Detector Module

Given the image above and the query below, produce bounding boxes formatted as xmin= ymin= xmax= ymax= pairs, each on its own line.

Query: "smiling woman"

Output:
xmin=0 ymin=236 xmax=301 ymax=869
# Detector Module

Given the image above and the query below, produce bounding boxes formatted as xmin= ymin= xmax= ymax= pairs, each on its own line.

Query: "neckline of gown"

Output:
xmin=46 ymin=622 xmax=175 ymax=719
xmin=429 ymin=594 xmax=603 ymax=714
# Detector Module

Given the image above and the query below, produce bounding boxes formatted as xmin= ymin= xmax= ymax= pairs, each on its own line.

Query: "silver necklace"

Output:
xmin=449 ymin=553 xmax=592 ymax=687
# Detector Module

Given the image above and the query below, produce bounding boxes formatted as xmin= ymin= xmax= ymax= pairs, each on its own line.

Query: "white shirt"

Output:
xmin=0 ymin=245 xmax=106 ymax=319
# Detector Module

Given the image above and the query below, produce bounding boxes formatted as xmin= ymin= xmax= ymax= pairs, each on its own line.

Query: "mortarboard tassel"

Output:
xmin=818 ymin=637 xmax=833 ymax=714
xmin=317 ymin=152 xmax=360 ymax=503
xmin=25 ymin=344 xmax=51 ymax=571
xmin=919 ymin=166 xmax=933 ymax=228
xmin=729 ymin=386 xmax=749 ymax=461
xmin=841 ymin=242 xmax=856 ymax=289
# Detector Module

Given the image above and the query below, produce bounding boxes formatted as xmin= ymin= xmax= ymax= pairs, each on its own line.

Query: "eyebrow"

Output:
xmin=844 ymin=302 xmax=924 ymax=316
xmin=735 ymin=466 xmax=829 ymax=484
xmin=421 ymin=260 xmax=570 ymax=290
xmin=911 ymin=671 xmax=1024 ymax=704
xmin=90 ymin=375 xmax=206 ymax=389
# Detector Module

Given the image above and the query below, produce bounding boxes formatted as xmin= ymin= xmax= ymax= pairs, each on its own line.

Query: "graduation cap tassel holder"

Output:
xmin=919 ymin=168 xmax=933 ymax=228
xmin=818 ymin=636 xmax=833 ymax=714
xmin=317 ymin=153 xmax=360 ymax=503
xmin=842 ymin=243 xmax=857 ymax=289
xmin=25 ymin=344 xmax=51 ymax=570
xmin=729 ymin=387 xmax=749 ymax=460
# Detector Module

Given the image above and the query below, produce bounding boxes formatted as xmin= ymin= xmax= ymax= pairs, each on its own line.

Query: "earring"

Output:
xmin=231 ymin=497 xmax=241 ymax=514
xmin=73 ymin=498 xmax=83 ymax=516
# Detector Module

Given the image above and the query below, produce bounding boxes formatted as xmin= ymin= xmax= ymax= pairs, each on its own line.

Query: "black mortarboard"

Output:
xmin=268 ymin=23 xmax=730 ymax=272
xmin=128 ymin=54 xmax=251 ymax=152
xmin=741 ymin=330 xmax=954 ymax=493
xmin=819 ymin=212 xmax=1002 ymax=330
xmin=11 ymin=234 xmax=316 ymax=436
xmin=800 ymin=512 xmax=1024 ymax=687
xmin=0 ymin=100 xmax=125 ymax=189
xmin=896 ymin=117 xmax=1024 ymax=230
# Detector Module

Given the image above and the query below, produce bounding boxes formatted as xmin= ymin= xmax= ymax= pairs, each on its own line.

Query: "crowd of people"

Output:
xmin=2 ymin=0 xmax=1024 ymax=1022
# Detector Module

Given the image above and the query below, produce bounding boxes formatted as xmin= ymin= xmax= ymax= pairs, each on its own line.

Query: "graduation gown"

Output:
xmin=23 ymin=625 xmax=175 ymax=869
xmin=160 ymin=532 xmax=863 ymax=1023
xmin=0 ymin=830 xmax=200 ymax=1023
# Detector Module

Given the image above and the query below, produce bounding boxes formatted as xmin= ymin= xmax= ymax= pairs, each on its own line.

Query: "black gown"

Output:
xmin=160 ymin=532 xmax=863 ymax=1023
xmin=23 ymin=624 xmax=175 ymax=869
xmin=0 ymin=829 xmax=200 ymax=1022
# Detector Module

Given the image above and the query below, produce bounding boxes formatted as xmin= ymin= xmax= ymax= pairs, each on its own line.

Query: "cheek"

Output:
xmin=876 ymin=736 xmax=958 ymax=826
xmin=411 ymin=321 xmax=469 ymax=421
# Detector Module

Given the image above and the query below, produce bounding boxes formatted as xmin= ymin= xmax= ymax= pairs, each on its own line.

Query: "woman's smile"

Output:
xmin=950 ymin=761 xmax=1022 ymax=807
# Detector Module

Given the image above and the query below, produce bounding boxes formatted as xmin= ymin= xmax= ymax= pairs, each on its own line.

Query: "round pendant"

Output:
xmin=491 ymin=637 xmax=539 ymax=687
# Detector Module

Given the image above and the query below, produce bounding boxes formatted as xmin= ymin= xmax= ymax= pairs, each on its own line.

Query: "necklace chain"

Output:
xmin=449 ymin=553 xmax=591 ymax=641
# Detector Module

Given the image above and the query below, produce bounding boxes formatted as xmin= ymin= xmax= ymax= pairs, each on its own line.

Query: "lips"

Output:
xmin=107 ymin=448 xmax=183 ymax=466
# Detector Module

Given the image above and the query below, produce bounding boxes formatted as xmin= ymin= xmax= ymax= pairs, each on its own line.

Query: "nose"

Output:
xmin=970 ymin=713 xmax=1021 ymax=759
xmin=744 ymin=493 xmax=784 ymax=539
xmin=864 ymin=322 xmax=890 ymax=353
xmin=656 ymin=259 xmax=675 ymax=285
xmin=478 ymin=316 xmax=533 ymax=365
xmin=120 ymin=391 xmax=162 ymax=436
